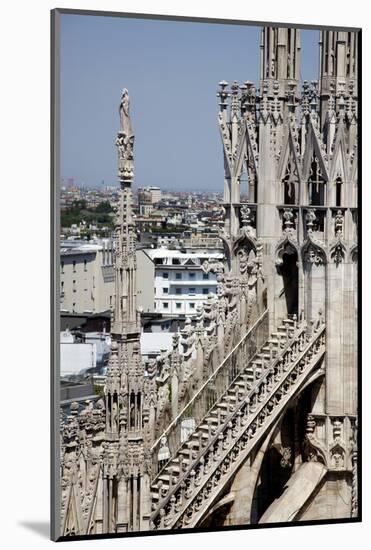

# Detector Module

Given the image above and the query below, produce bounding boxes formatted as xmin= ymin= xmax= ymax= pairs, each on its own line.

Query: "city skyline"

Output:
xmin=60 ymin=15 xmax=319 ymax=191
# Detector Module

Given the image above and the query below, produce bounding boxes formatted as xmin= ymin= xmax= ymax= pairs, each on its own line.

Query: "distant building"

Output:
xmin=60 ymin=239 xmax=114 ymax=314
xmin=138 ymin=186 xmax=162 ymax=214
xmin=61 ymin=240 xmax=154 ymax=315
xmin=148 ymin=186 xmax=161 ymax=203
xmin=139 ymin=202 xmax=153 ymax=216
xmin=141 ymin=312 xmax=185 ymax=333
xmin=144 ymin=248 xmax=224 ymax=315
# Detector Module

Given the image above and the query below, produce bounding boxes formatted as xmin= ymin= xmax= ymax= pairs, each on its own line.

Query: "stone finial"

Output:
xmin=309 ymin=80 xmax=319 ymax=114
xmin=217 ymin=80 xmax=229 ymax=111
xmin=286 ymin=80 xmax=297 ymax=113
xmin=70 ymin=401 xmax=79 ymax=416
xmin=283 ymin=208 xmax=294 ymax=232
xmin=306 ymin=209 xmax=317 ymax=232
xmin=334 ymin=210 xmax=344 ymax=236
xmin=230 ymin=81 xmax=240 ymax=116
xmin=306 ymin=414 xmax=316 ymax=435
xmin=333 ymin=418 xmax=342 ymax=441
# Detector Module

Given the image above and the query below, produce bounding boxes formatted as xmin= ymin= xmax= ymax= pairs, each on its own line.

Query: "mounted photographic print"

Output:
xmin=51 ymin=9 xmax=361 ymax=541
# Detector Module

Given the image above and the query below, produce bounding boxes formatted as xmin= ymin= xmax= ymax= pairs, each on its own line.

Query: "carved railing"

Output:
xmin=150 ymin=310 xmax=269 ymax=479
xmin=150 ymin=318 xmax=326 ymax=530
xmin=149 ymin=265 xmax=261 ymax=445
xmin=151 ymin=311 xmax=268 ymax=475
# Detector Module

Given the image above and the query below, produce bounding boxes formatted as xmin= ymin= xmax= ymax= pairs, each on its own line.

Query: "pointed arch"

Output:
xmin=277 ymin=126 xmax=302 ymax=184
xmin=275 ymin=235 xmax=300 ymax=317
xmin=330 ymin=122 xmax=349 ymax=182
xmin=283 ymin=157 xmax=300 ymax=205
xmin=275 ymin=234 xmax=300 ymax=266
xmin=302 ymin=120 xmax=329 ymax=183
xmin=306 ymin=154 xmax=327 ymax=207
xmin=301 ymin=236 xmax=328 ymax=266
xmin=233 ymin=228 xmax=257 ymax=257
xmin=330 ymin=238 xmax=347 ymax=266
xmin=329 ymin=441 xmax=347 ymax=470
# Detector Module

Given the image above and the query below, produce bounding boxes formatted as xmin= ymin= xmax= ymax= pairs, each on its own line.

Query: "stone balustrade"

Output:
xmin=150 ymin=318 xmax=326 ymax=530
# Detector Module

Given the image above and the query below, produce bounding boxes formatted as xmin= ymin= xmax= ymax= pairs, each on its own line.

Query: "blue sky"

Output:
xmin=60 ymin=15 xmax=320 ymax=192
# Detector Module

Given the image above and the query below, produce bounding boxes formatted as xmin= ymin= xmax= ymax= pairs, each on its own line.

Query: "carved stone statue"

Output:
xmin=119 ymin=88 xmax=133 ymax=137
xmin=116 ymin=88 xmax=135 ymax=182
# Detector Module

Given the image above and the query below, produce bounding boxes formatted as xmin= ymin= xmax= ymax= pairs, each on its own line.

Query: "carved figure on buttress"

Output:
xmin=111 ymin=401 xmax=118 ymax=432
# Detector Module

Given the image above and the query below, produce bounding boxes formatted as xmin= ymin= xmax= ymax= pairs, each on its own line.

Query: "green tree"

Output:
xmin=95 ymin=201 xmax=113 ymax=214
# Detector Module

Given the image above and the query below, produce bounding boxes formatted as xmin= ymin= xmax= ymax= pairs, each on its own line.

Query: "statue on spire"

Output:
xmin=116 ymin=88 xmax=134 ymax=183
xmin=119 ymin=88 xmax=134 ymax=137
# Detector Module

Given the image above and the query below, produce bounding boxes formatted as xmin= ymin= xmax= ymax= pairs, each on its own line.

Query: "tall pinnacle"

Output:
xmin=112 ymin=88 xmax=139 ymax=337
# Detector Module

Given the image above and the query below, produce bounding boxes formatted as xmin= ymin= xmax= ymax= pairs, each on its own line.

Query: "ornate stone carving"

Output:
xmin=302 ymin=216 xmax=327 ymax=266
xmin=334 ymin=210 xmax=344 ymax=236
xmin=329 ymin=417 xmax=346 ymax=470
xmin=240 ymin=205 xmax=253 ymax=227
xmin=282 ymin=208 xmax=295 ymax=233
xmin=303 ymin=242 xmax=326 ymax=266
xmin=306 ymin=208 xmax=317 ymax=233
xmin=303 ymin=415 xmax=328 ymax=465
xmin=330 ymin=240 xmax=346 ymax=266
xmin=201 ymin=259 xmax=225 ymax=275
xmin=119 ymin=88 xmax=133 ymax=135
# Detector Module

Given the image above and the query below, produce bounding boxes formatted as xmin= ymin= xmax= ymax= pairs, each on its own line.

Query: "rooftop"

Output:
xmin=145 ymin=248 xmax=223 ymax=260
xmin=60 ymin=238 xmax=112 ymax=256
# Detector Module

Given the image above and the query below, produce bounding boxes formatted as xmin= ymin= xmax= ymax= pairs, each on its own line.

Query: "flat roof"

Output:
xmin=60 ymin=239 xmax=113 ymax=256
xmin=145 ymin=248 xmax=223 ymax=259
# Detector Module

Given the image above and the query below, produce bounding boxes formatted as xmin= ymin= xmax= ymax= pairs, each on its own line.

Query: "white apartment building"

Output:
xmin=145 ymin=248 xmax=224 ymax=316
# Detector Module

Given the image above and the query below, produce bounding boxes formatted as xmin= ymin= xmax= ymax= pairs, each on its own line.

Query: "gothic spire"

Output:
xmin=112 ymin=89 xmax=140 ymax=338
xmin=260 ymin=27 xmax=301 ymax=97
xmin=319 ymin=31 xmax=358 ymax=128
